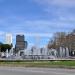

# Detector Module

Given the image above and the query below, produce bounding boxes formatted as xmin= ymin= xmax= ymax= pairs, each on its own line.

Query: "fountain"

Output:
xmin=62 ymin=48 xmax=66 ymax=57
xmin=6 ymin=49 xmax=9 ymax=58
xmin=66 ymin=47 xmax=69 ymax=57
xmin=59 ymin=47 xmax=63 ymax=58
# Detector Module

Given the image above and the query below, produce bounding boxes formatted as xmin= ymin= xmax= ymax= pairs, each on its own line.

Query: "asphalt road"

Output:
xmin=0 ymin=67 xmax=75 ymax=75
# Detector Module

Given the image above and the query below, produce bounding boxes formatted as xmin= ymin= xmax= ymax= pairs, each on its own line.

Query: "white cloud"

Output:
xmin=24 ymin=33 xmax=53 ymax=37
xmin=34 ymin=0 xmax=75 ymax=23
xmin=0 ymin=14 xmax=74 ymax=35
xmin=33 ymin=0 xmax=75 ymax=33
xmin=34 ymin=0 xmax=75 ymax=7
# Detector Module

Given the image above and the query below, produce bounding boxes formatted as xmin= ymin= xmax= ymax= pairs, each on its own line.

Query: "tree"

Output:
xmin=48 ymin=32 xmax=66 ymax=49
xmin=0 ymin=44 xmax=12 ymax=52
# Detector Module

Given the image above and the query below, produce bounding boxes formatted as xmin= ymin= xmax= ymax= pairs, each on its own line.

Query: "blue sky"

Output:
xmin=0 ymin=0 xmax=75 ymax=47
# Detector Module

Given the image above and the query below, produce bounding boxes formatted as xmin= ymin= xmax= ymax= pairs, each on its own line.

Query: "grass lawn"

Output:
xmin=0 ymin=60 xmax=75 ymax=68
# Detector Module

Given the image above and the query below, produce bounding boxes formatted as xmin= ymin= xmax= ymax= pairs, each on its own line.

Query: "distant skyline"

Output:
xmin=0 ymin=0 xmax=75 ymax=47
xmin=0 ymin=33 xmax=51 ymax=48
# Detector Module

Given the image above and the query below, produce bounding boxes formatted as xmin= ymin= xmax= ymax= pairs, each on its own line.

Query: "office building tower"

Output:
xmin=15 ymin=34 xmax=28 ymax=51
xmin=5 ymin=33 xmax=12 ymax=45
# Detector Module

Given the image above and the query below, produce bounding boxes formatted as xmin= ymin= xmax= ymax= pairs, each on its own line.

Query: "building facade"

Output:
xmin=5 ymin=33 xmax=12 ymax=45
xmin=15 ymin=34 xmax=28 ymax=51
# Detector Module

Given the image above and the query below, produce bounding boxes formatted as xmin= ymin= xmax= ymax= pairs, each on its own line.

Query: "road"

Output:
xmin=0 ymin=67 xmax=75 ymax=75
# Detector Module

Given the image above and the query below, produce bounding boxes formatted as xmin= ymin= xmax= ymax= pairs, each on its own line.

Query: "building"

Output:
xmin=15 ymin=34 xmax=28 ymax=51
xmin=5 ymin=33 xmax=12 ymax=45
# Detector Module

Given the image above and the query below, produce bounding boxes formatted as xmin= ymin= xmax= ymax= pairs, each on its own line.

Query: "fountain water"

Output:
xmin=66 ymin=47 xmax=69 ymax=57
xmin=62 ymin=48 xmax=66 ymax=57
xmin=59 ymin=47 xmax=63 ymax=58
xmin=6 ymin=49 xmax=9 ymax=58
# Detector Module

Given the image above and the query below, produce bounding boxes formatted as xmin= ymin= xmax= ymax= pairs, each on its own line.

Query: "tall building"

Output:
xmin=15 ymin=34 xmax=28 ymax=51
xmin=5 ymin=33 xmax=12 ymax=45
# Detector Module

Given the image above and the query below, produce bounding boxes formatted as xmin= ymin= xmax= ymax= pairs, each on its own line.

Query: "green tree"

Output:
xmin=1 ymin=44 xmax=12 ymax=52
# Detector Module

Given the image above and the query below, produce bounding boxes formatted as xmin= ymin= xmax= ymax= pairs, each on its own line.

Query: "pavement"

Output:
xmin=0 ymin=67 xmax=75 ymax=75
